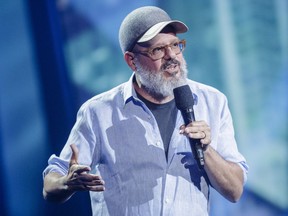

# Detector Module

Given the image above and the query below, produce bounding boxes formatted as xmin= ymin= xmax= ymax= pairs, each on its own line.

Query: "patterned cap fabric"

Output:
xmin=119 ymin=6 xmax=188 ymax=53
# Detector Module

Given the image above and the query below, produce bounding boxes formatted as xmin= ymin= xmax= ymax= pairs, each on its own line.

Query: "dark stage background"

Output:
xmin=0 ymin=1 xmax=287 ymax=215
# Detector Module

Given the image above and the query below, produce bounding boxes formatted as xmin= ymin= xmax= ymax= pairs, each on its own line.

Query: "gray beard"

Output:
xmin=134 ymin=58 xmax=188 ymax=101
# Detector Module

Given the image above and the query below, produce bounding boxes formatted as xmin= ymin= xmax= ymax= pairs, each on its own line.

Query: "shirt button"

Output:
xmin=156 ymin=141 xmax=161 ymax=146
xmin=165 ymin=198 xmax=170 ymax=204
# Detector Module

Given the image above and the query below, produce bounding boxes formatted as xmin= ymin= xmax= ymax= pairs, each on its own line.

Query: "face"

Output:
xmin=132 ymin=33 xmax=188 ymax=100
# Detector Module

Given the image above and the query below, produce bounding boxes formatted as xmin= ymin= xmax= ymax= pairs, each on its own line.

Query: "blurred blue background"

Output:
xmin=0 ymin=0 xmax=287 ymax=215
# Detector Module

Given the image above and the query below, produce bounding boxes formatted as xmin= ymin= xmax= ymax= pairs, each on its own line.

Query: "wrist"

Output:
xmin=203 ymin=145 xmax=212 ymax=156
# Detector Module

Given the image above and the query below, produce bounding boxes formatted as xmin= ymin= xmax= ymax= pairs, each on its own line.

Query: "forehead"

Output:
xmin=136 ymin=32 xmax=179 ymax=49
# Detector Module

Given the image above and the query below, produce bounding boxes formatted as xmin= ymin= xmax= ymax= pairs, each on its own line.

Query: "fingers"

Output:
xmin=69 ymin=144 xmax=91 ymax=173
xmin=66 ymin=174 xmax=105 ymax=192
xmin=179 ymin=121 xmax=211 ymax=145
xmin=73 ymin=165 xmax=91 ymax=174
xmin=68 ymin=144 xmax=90 ymax=176
xmin=67 ymin=144 xmax=104 ymax=192
xmin=69 ymin=144 xmax=79 ymax=167
xmin=83 ymin=177 xmax=105 ymax=192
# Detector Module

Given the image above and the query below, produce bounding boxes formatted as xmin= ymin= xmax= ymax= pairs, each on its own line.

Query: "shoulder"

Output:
xmin=186 ymin=79 xmax=227 ymax=102
xmin=78 ymin=83 xmax=126 ymax=115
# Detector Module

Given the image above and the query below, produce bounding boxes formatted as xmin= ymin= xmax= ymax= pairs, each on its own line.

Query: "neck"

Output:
xmin=133 ymin=79 xmax=174 ymax=104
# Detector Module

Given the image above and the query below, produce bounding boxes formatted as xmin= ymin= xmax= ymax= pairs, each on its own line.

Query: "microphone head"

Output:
xmin=173 ymin=85 xmax=194 ymax=110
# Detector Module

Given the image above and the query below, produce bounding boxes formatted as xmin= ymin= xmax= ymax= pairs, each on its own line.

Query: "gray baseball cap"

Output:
xmin=119 ymin=6 xmax=188 ymax=53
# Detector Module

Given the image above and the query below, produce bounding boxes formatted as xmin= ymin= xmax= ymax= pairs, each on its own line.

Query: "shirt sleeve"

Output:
xmin=43 ymin=102 xmax=99 ymax=178
xmin=216 ymin=95 xmax=249 ymax=183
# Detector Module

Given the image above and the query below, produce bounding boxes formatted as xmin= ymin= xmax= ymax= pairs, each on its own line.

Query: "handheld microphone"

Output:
xmin=173 ymin=85 xmax=204 ymax=169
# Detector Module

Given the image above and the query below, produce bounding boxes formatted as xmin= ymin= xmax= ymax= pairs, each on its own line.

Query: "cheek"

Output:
xmin=179 ymin=55 xmax=186 ymax=65
xmin=151 ymin=62 xmax=163 ymax=72
xmin=139 ymin=58 xmax=162 ymax=72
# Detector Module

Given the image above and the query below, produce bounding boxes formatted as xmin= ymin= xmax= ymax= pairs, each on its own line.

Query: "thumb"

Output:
xmin=69 ymin=144 xmax=79 ymax=167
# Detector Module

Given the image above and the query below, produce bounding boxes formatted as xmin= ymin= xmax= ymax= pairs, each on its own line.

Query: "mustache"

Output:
xmin=161 ymin=59 xmax=181 ymax=70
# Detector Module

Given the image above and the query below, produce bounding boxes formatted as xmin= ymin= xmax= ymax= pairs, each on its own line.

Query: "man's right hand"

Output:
xmin=64 ymin=144 xmax=105 ymax=192
xmin=43 ymin=144 xmax=105 ymax=203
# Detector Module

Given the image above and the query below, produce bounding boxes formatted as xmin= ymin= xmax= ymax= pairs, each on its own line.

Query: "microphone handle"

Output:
xmin=181 ymin=108 xmax=205 ymax=169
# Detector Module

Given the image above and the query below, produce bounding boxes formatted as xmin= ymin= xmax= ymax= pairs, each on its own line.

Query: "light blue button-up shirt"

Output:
xmin=44 ymin=74 xmax=248 ymax=216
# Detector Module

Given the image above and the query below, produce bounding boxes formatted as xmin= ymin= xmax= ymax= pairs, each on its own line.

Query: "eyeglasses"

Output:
xmin=133 ymin=39 xmax=186 ymax=61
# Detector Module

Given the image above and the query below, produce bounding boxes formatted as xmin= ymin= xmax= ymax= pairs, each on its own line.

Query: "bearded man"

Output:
xmin=43 ymin=6 xmax=248 ymax=216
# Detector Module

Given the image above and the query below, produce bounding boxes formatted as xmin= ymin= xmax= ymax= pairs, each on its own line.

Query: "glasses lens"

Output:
xmin=178 ymin=41 xmax=185 ymax=52
xmin=171 ymin=43 xmax=180 ymax=54
xmin=151 ymin=49 xmax=163 ymax=60
xmin=147 ymin=40 xmax=186 ymax=60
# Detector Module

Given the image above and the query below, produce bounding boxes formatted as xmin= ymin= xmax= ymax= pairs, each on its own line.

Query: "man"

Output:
xmin=43 ymin=6 xmax=248 ymax=216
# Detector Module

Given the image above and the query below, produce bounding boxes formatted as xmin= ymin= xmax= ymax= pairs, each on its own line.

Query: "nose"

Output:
xmin=163 ymin=46 xmax=176 ymax=60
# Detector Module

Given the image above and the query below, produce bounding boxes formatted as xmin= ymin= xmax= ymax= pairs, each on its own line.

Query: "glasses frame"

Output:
xmin=132 ymin=39 xmax=186 ymax=61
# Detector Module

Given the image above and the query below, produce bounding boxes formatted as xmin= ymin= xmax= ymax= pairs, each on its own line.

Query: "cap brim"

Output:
xmin=137 ymin=20 xmax=188 ymax=43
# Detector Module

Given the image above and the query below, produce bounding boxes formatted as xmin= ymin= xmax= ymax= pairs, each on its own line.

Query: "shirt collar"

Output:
xmin=123 ymin=73 xmax=138 ymax=105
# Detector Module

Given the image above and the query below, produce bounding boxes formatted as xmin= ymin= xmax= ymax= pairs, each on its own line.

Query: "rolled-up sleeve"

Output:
xmin=43 ymin=101 xmax=99 ymax=179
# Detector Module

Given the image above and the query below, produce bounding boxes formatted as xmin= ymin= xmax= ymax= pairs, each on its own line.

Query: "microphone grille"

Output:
xmin=173 ymin=85 xmax=194 ymax=109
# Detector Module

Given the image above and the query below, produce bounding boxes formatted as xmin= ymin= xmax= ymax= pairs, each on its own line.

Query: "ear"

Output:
xmin=124 ymin=52 xmax=137 ymax=71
